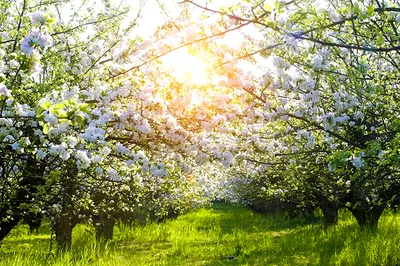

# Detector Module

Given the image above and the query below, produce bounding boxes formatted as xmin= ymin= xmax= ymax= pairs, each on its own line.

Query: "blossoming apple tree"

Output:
xmin=179 ymin=0 xmax=400 ymax=229
xmin=0 ymin=0 xmax=211 ymax=250
xmin=2 ymin=0 xmax=400 ymax=253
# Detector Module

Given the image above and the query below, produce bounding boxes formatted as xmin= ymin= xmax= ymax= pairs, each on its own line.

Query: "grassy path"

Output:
xmin=1 ymin=203 xmax=400 ymax=265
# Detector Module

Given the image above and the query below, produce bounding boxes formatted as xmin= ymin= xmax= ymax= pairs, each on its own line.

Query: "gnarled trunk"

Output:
xmin=0 ymin=157 xmax=45 ymax=243
xmin=93 ymin=214 xmax=115 ymax=241
xmin=0 ymin=213 xmax=21 ymax=242
xmin=55 ymin=165 xmax=78 ymax=252
xmin=320 ymin=202 xmax=339 ymax=230
xmin=350 ymin=205 xmax=385 ymax=230
xmin=24 ymin=211 xmax=42 ymax=234
xmin=54 ymin=214 xmax=73 ymax=251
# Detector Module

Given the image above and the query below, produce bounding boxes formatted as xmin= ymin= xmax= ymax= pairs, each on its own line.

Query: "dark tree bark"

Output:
xmin=24 ymin=211 xmax=42 ymax=234
xmin=0 ymin=213 xmax=21 ymax=242
xmin=54 ymin=213 xmax=73 ymax=251
xmin=0 ymin=157 xmax=45 ymax=243
xmin=319 ymin=202 xmax=339 ymax=230
xmin=54 ymin=164 xmax=78 ymax=252
xmin=344 ymin=180 xmax=400 ymax=230
xmin=93 ymin=214 xmax=115 ymax=241
xmin=350 ymin=205 xmax=385 ymax=230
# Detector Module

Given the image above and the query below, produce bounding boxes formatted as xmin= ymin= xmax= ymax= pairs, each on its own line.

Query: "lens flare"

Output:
xmin=161 ymin=47 xmax=209 ymax=85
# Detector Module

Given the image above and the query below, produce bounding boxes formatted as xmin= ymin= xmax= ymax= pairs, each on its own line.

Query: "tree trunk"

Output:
xmin=54 ymin=214 xmax=73 ymax=251
xmin=350 ymin=205 xmax=385 ymax=230
xmin=0 ymin=213 xmax=21 ymax=242
xmin=0 ymin=157 xmax=45 ymax=243
xmin=320 ymin=202 xmax=339 ymax=230
xmin=55 ymin=164 xmax=78 ymax=252
xmin=93 ymin=214 xmax=115 ymax=241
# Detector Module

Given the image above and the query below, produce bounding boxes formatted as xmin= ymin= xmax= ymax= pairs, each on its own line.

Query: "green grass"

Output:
xmin=2 ymin=203 xmax=400 ymax=265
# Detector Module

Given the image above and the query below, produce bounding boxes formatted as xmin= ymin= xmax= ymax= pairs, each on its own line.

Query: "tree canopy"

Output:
xmin=1 ymin=0 xmax=400 ymax=250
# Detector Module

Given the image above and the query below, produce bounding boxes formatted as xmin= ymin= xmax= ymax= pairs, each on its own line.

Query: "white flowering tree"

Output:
xmin=174 ymin=0 xmax=400 ymax=229
xmin=3 ymin=0 xmax=400 ymax=253
xmin=0 ymin=0 xmax=213 ymax=250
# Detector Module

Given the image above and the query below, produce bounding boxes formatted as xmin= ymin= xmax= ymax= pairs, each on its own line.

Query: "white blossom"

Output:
xmin=37 ymin=149 xmax=47 ymax=159
xmin=0 ymin=83 xmax=10 ymax=97
xmin=21 ymin=31 xmax=51 ymax=56
xmin=108 ymin=169 xmax=120 ymax=181
xmin=75 ymin=150 xmax=91 ymax=169
xmin=31 ymin=11 xmax=47 ymax=26
xmin=351 ymin=157 xmax=365 ymax=168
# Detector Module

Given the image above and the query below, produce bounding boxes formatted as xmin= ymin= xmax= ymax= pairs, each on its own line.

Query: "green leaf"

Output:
xmin=52 ymin=108 xmax=66 ymax=118
xmin=377 ymin=35 xmax=385 ymax=46
xmin=352 ymin=5 xmax=361 ymax=15
xmin=58 ymin=118 xmax=71 ymax=124
xmin=78 ymin=103 xmax=90 ymax=113
xmin=69 ymin=98 xmax=78 ymax=108
xmin=43 ymin=124 xmax=51 ymax=134
xmin=263 ymin=2 xmax=274 ymax=12
xmin=39 ymin=102 xmax=51 ymax=110
xmin=219 ymin=6 xmax=229 ymax=13
xmin=367 ymin=5 xmax=375 ymax=16
xmin=66 ymin=111 xmax=75 ymax=119
xmin=63 ymin=98 xmax=77 ymax=108
xmin=0 ymin=74 xmax=5 ymax=83
xmin=51 ymin=103 xmax=65 ymax=110
xmin=74 ymin=115 xmax=86 ymax=127
xmin=47 ymin=17 xmax=56 ymax=24
xmin=36 ymin=113 xmax=45 ymax=122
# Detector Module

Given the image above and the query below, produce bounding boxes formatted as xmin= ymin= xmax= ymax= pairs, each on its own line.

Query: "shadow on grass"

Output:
xmin=0 ymin=236 xmax=51 ymax=253
xmin=202 ymin=203 xmax=366 ymax=266
xmin=201 ymin=223 xmax=363 ymax=266
xmin=210 ymin=202 xmax=323 ymax=233
xmin=111 ymin=239 xmax=172 ymax=252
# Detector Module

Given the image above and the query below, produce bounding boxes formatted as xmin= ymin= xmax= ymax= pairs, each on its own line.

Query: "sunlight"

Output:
xmin=161 ymin=47 xmax=210 ymax=85
xmin=189 ymin=90 xmax=202 ymax=107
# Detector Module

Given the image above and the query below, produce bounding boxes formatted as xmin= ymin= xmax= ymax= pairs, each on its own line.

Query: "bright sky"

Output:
xmin=130 ymin=0 xmax=237 ymax=85
xmin=56 ymin=0 xmax=265 ymax=85
xmin=130 ymin=0 xmax=269 ymax=85
xmin=130 ymin=0 xmax=172 ymax=38
xmin=132 ymin=0 xmax=237 ymax=37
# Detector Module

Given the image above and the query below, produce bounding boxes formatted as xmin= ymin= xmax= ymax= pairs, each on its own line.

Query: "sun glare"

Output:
xmin=161 ymin=47 xmax=210 ymax=85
